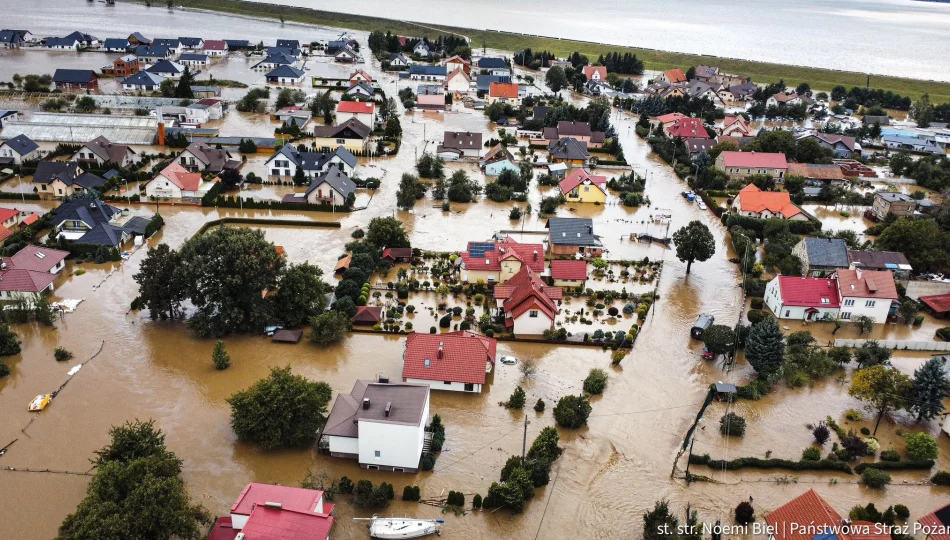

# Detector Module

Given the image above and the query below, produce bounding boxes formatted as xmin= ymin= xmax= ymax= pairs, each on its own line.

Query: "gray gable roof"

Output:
xmin=548 ymin=137 xmax=590 ymax=160
xmin=134 ymin=45 xmax=170 ymax=58
xmin=265 ymin=65 xmax=304 ymax=79
xmin=306 ymin=168 xmax=356 ymax=199
xmin=2 ymin=134 xmax=39 ymax=156
xmin=78 ymin=223 xmax=127 ymax=247
xmin=271 ymin=145 xmax=357 ymax=172
xmin=33 ymin=161 xmax=82 ymax=185
xmin=103 ymin=38 xmax=129 ymax=49
xmin=147 ymin=60 xmax=183 ymax=75
xmin=256 ymin=52 xmax=295 ymax=67
xmin=123 ymin=71 xmax=165 ymax=86
xmin=477 ymin=57 xmax=506 ymax=69
xmin=803 ymin=237 xmax=849 ymax=268
xmin=46 ymin=37 xmax=78 ymax=47
xmin=74 ymin=172 xmax=107 ymax=190
xmin=547 ymin=217 xmax=600 ymax=246
xmin=179 ymin=53 xmax=208 ymax=61
xmin=53 ymin=69 xmax=96 ymax=84
xmin=409 ymin=65 xmax=447 ymax=77
xmin=476 ymin=75 xmax=511 ymax=92
xmin=52 ymin=197 xmax=121 ymax=229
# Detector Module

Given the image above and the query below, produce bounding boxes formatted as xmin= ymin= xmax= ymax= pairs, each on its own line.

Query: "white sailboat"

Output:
xmin=353 ymin=515 xmax=444 ymax=538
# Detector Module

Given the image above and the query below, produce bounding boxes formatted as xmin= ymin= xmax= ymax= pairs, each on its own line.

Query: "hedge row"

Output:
xmin=0 ymin=192 xmax=41 ymax=201
xmin=724 ymin=213 xmax=822 ymax=236
xmin=689 ymin=453 xmax=852 ymax=473
xmin=854 ymin=460 xmax=935 ymax=473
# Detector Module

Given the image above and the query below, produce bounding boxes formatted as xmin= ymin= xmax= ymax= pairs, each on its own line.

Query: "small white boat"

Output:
xmin=354 ymin=516 xmax=444 ymax=538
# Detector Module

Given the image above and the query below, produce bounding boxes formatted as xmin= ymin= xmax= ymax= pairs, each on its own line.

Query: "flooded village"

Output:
xmin=0 ymin=1 xmax=950 ymax=540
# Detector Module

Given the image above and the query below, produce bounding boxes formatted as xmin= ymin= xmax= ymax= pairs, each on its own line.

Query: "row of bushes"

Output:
xmin=854 ymin=460 xmax=935 ymax=473
xmin=0 ymin=191 xmax=41 ymax=201
xmin=688 ymin=453 xmax=853 ymax=473
xmin=724 ymin=213 xmax=822 ymax=237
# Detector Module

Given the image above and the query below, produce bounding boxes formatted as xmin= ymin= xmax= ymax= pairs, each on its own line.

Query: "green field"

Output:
xmin=164 ymin=0 xmax=950 ymax=102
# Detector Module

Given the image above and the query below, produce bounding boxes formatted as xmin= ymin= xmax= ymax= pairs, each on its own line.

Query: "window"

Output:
xmin=784 ymin=310 xmax=790 ymax=317
xmin=865 ymin=300 xmax=876 ymax=307
xmin=840 ymin=312 xmax=851 ymax=320
xmin=843 ymin=299 xmax=855 ymax=307
xmin=444 ymin=381 xmax=452 ymax=385
xmin=271 ymin=169 xmax=280 ymax=176
xmin=374 ymin=450 xmax=380 ymax=458
xmin=464 ymin=383 xmax=474 ymax=391
xmin=336 ymin=138 xmax=345 ymax=144
xmin=584 ymin=186 xmax=590 ymax=192
xmin=529 ymin=310 xmax=539 ymax=318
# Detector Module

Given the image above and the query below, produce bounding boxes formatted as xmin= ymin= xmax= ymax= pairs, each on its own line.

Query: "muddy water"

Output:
xmin=2 ymin=8 xmax=950 ymax=540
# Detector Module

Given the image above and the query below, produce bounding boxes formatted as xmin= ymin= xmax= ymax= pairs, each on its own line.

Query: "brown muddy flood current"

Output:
xmin=1 ymin=4 xmax=949 ymax=540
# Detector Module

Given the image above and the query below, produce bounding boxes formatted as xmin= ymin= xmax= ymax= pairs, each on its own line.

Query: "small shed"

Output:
xmin=714 ymin=381 xmax=737 ymax=395
xmin=353 ymin=306 xmax=382 ymax=326
xmin=690 ymin=313 xmax=714 ymax=339
xmin=334 ymin=254 xmax=352 ymax=274
xmin=382 ymin=247 xmax=412 ymax=263
xmin=272 ymin=329 xmax=303 ymax=343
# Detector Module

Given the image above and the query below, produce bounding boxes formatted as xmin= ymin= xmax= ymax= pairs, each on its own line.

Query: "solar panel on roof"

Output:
xmin=468 ymin=242 xmax=496 ymax=258
xmin=885 ymin=263 xmax=898 ymax=269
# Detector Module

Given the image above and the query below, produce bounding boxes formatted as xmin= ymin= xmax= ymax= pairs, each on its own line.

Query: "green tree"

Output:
xmin=643 ymin=500 xmax=680 ymax=540
xmin=179 ymin=227 xmax=284 ymax=337
xmin=212 ymin=340 xmax=230 ymax=370
xmin=910 ymin=356 xmax=950 ymax=421
xmin=852 ymin=315 xmax=875 ymax=335
xmin=309 ymin=311 xmax=352 ymax=346
xmin=897 ymin=298 xmax=920 ymax=325
xmin=508 ymin=385 xmax=526 ymax=409
xmin=446 ymin=169 xmax=481 ymax=203
xmin=553 ymin=394 xmax=592 ymax=428
xmin=227 ymin=365 xmax=333 ymax=449
xmin=702 ymin=324 xmax=735 ymax=358
xmin=0 ymin=323 xmax=20 ymax=356
xmin=904 ymin=432 xmax=938 ymax=461
xmin=854 ymin=340 xmax=892 ymax=368
xmin=583 ymin=368 xmax=608 ymax=394
xmin=133 ymin=243 xmax=185 ymax=320
xmin=160 ymin=78 xmax=176 ymax=97
xmin=545 ymin=66 xmax=568 ymax=92
xmin=384 ymin=116 xmax=402 ymax=138
xmin=396 ymin=173 xmax=426 ymax=210
xmin=912 ymin=93 xmax=934 ymax=128
xmin=849 ymin=365 xmax=912 ymax=432
xmin=744 ymin=316 xmax=785 ymax=379
xmin=672 ymin=220 xmax=715 ymax=274
xmin=876 ymin=218 xmax=949 ymax=273
xmin=366 ymin=216 xmax=410 ymax=248
xmin=58 ymin=420 xmax=211 ymax=539
xmin=273 ymin=263 xmax=329 ymax=327
xmin=175 ymin=66 xmax=195 ymax=99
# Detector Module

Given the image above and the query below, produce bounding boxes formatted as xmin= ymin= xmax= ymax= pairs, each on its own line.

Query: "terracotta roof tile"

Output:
xmin=550 ymin=260 xmax=588 ymax=281
xmin=735 ymin=184 xmax=801 ymax=218
xmin=777 ymin=276 xmax=840 ymax=307
xmin=403 ymin=331 xmax=497 ymax=385
xmin=558 ymin=168 xmax=606 ymax=195
xmin=835 ymin=269 xmax=898 ymax=300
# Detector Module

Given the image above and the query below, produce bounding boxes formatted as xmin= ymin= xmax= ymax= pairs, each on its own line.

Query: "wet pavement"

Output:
xmin=1 ymin=4 xmax=949 ymax=540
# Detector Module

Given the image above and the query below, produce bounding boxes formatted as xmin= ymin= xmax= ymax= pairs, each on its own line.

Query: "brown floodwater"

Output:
xmin=1 ymin=7 xmax=949 ymax=540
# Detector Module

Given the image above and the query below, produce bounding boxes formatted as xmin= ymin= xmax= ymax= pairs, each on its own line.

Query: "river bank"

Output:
xmin=131 ymin=0 xmax=950 ymax=102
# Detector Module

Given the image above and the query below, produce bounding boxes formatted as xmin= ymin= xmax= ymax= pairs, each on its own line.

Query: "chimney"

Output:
xmin=362 ymin=398 xmax=370 ymax=410
xmin=588 ymin=225 xmax=593 ymax=234
xmin=437 ymin=342 xmax=444 ymax=359
xmin=384 ymin=402 xmax=392 ymax=417
xmin=157 ymin=120 xmax=165 ymax=146
xmin=264 ymin=502 xmax=282 ymax=509
xmin=378 ymin=375 xmax=389 ymax=384
xmin=533 ymin=250 xmax=538 ymax=261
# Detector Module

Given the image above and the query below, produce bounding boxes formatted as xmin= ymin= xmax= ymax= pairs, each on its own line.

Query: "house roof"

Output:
xmin=446 ymin=68 xmax=471 ymax=84
xmin=477 ymin=57 xmax=506 ymax=69
xmin=183 ymin=142 xmax=232 ymax=172
xmin=863 ymin=115 xmax=890 ymax=125
xmin=0 ymin=267 xmax=58 ymax=293
xmin=547 ymin=217 xmax=600 ymax=246
xmin=475 ymin=75 xmax=511 ymax=91
xmin=814 ymin=133 xmax=856 ymax=151
xmin=550 ymin=260 xmax=588 ymax=281
xmin=0 ymin=208 xmax=18 ymax=223
xmin=875 ymin=191 xmax=914 ymax=203
xmin=918 ymin=504 xmax=950 ymax=540
xmin=53 ymin=69 xmax=96 ymax=84
xmin=322 ymin=380 xmax=429 ymax=438
xmin=667 ymin=118 xmax=710 ymax=139
xmin=152 ymin=38 xmax=181 ymax=48
xmin=2 ymin=134 xmax=39 ymax=156
xmin=382 ymin=247 xmax=412 ymax=260
xmin=786 ymin=163 xmax=845 ymax=181
xmin=583 ymin=65 xmax=608 ymax=80
xmin=686 ymin=138 xmax=716 ymax=153
xmin=548 ymin=137 xmax=590 ymax=161
xmin=240 ymin=505 xmax=334 ymax=540
xmin=33 ymin=161 xmax=82 ymax=185
xmin=156 ymin=162 xmax=202 ymax=191
xmin=146 ymin=59 xmax=183 ymax=74
xmin=500 ymin=266 xmax=560 ymax=321
xmin=78 ymin=223 xmax=128 ymax=247
xmin=265 ymin=65 xmax=305 ymax=79
xmin=802 ymin=237 xmax=850 ymax=268
xmin=734 ymin=184 xmax=801 ymax=218
xmin=224 ymin=40 xmax=250 ymax=48
xmin=655 ymin=112 xmax=687 ymax=124
xmin=556 ymin=121 xmax=595 ymax=139
xmin=312 ymin=118 xmax=371 ymax=140
xmin=479 ymin=144 xmax=515 ymax=167
xmin=179 ymin=53 xmax=207 ymax=62
xmin=559 ymin=168 xmax=606 ymax=194
xmin=134 ymin=45 xmax=170 ymax=57
xmin=271 ymin=144 xmax=357 ymax=172
xmin=663 ymin=68 xmax=686 ymax=83
xmin=334 ymin=255 xmax=351 ymax=273
xmin=442 ymin=131 xmax=482 ymax=150
xmin=847 ymin=250 xmax=911 ymax=271
xmin=1 ymin=244 xmax=68 ymax=274
xmin=719 ymin=151 xmax=788 ymax=169
xmin=336 ymin=101 xmax=374 ymax=115
xmin=765 ymin=490 xmax=843 ymax=540
xmin=409 ymin=65 xmax=447 ymax=77
xmin=460 ymin=238 xmax=544 ymax=273
xmin=770 ymin=92 xmax=800 ymax=103
xmin=46 ymin=37 xmax=79 ymax=48
xmin=231 ymin=482 xmax=329 ymax=516
xmin=489 ymin=82 xmax=519 ymax=99
xmin=776 ymin=276 xmax=840 ymax=308
xmin=349 ymin=69 xmax=373 ymax=82
xmin=305 ymin=169 xmax=355 ymax=200
xmin=203 ymin=39 xmax=227 ymax=50
xmin=82 ymin=135 xmax=134 ymax=163
xmin=920 ymin=294 xmax=950 ymax=314
xmin=276 ymin=39 xmax=300 ymax=49
xmin=74 ymin=172 xmax=107 ymax=190
xmin=122 ymin=71 xmax=165 ymax=86
xmin=353 ymin=305 xmax=382 ymax=323
xmin=403 ymin=331 xmax=498 ymax=385
xmin=835 ymin=269 xmax=898 ymax=300
xmin=102 ymin=38 xmax=129 ymax=49
xmin=51 ymin=197 xmax=121 ymax=228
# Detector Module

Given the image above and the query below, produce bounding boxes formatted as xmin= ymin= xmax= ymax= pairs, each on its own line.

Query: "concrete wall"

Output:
xmin=357 ymin=396 xmax=428 ymax=471
xmin=838 ymin=297 xmax=891 ymax=323
xmin=513 ymin=309 xmax=554 ymax=335
xmin=903 ymin=281 xmax=950 ymax=301
xmin=327 ymin=435 xmax=359 ymax=456
xmin=834 ymin=339 xmax=950 ymax=351
xmin=405 ymin=378 xmax=481 ymax=393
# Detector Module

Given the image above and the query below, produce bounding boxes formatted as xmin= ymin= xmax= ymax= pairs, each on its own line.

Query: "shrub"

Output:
xmin=351 ymin=228 xmax=365 ymax=238
xmin=720 ymin=413 xmax=746 ymax=437
xmin=439 ymin=314 xmax=452 ymax=328
xmin=860 ymin=427 xmax=871 ymax=436
xmin=735 ymin=501 xmax=755 ymax=525
xmin=534 ymin=398 xmax=545 ymax=412
xmin=611 ymin=349 xmax=628 ymax=365
xmin=472 ymin=493 xmax=483 ymax=510
xmin=862 ymin=468 xmax=891 ymax=489
xmin=0 ymin=362 xmax=8 ymax=378
xmin=607 ymin=306 xmax=619 ymax=316
xmin=880 ymin=449 xmax=901 ymax=462
xmin=553 ymin=395 xmax=592 ymax=429
xmin=813 ymin=424 xmax=830 ymax=445
xmin=905 ymin=433 xmax=938 ymax=461
xmin=932 ymin=470 xmax=950 ymax=485
xmin=937 ymin=327 xmax=950 ymax=341
xmin=689 ymin=453 xmax=852 ymax=473
xmin=420 ymin=452 xmax=436 ymax=471
xmin=802 ymin=447 xmax=821 ymax=461
xmin=750 ymin=297 xmax=764 ymax=310
xmin=447 ymin=491 xmax=465 ymax=507
xmin=845 ymin=409 xmax=862 ymax=421
xmin=622 ymin=302 xmax=636 ymax=314
xmin=430 ymin=326 xmax=437 ymax=334
xmin=508 ymin=386 xmax=526 ymax=409
xmin=854 ymin=460 xmax=935 ymax=472
xmin=583 ymin=368 xmax=608 ymax=395
xmin=894 ymin=504 xmax=910 ymax=521
xmin=54 ymin=346 xmax=74 ymax=362
xmin=402 ymin=485 xmax=415 ymax=500
xmin=864 ymin=438 xmax=880 ymax=454
xmin=339 ymin=476 xmax=354 ymax=493
xmin=212 ymin=340 xmax=231 ymax=370
xmin=747 ymin=309 xmax=766 ymax=324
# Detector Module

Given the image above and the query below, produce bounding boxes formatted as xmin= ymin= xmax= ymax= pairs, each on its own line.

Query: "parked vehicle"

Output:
xmin=691 ymin=314 xmax=714 ymax=339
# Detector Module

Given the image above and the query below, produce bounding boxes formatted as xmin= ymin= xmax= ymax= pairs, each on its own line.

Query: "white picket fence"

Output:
xmin=833 ymin=339 xmax=950 ymax=352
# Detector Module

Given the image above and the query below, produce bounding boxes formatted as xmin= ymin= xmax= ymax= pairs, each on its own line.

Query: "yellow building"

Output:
xmin=558 ymin=168 xmax=607 ymax=204
xmin=312 ymin=118 xmax=371 ymax=154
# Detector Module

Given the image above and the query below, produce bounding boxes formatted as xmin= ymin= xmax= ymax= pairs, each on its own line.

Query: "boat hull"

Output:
xmin=369 ymin=519 xmax=440 ymax=539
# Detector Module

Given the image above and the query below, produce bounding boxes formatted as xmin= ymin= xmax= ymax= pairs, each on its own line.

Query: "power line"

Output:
xmin=432 ymin=424 xmax=523 ymax=474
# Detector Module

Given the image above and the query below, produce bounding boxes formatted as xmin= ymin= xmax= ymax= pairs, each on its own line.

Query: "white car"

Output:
xmin=697 ymin=201 xmax=707 ymax=210
xmin=500 ymin=356 xmax=517 ymax=365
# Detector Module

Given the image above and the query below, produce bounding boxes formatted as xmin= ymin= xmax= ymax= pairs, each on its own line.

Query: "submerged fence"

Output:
xmin=833 ymin=339 xmax=950 ymax=352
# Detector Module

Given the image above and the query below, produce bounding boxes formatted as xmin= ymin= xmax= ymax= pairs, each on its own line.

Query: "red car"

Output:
xmin=702 ymin=347 xmax=714 ymax=360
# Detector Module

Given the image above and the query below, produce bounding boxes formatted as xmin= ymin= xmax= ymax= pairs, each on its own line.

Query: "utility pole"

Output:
xmin=683 ymin=438 xmax=696 ymax=483
xmin=873 ymin=398 xmax=887 ymax=436
xmin=521 ymin=414 xmax=530 ymax=462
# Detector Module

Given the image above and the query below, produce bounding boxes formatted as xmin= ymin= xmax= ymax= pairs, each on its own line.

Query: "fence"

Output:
xmin=833 ymin=339 xmax=950 ymax=352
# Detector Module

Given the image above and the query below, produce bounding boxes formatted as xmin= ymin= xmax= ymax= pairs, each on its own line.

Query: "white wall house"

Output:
xmin=764 ymin=276 xmax=840 ymax=321
xmin=0 ymin=135 xmax=41 ymax=164
xmin=402 ymin=331 xmax=497 ymax=393
xmin=835 ymin=269 xmax=897 ymax=323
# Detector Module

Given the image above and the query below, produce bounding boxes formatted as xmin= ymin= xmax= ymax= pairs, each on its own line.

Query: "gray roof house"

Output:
xmin=0 ymin=134 xmax=40 ymax=161
xmin=134 ymin=45 xmax=171 ymax=60
xmin=546 ymin=217 xmax=603 ymax=254
xmin=34 ymin=161 xmax=106 ymax=193
xmin=50 ymin=198 xmax=130 ymax=247
xmin=122 ymin=71 xmax=165 ymax=90
xmin=793 ymin=237 xmax=850 ymax=277
xmin=305 ymin=168 xmax=356 ymax=201
xmin=102 ymin=38 xmax=130 ymax=51
xmin=548 ymin=137 xmax=590 ymax=164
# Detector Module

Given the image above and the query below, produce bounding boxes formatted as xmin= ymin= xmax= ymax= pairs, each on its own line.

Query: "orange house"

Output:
xmin=103 ymin=55 xmax=140 ymax=77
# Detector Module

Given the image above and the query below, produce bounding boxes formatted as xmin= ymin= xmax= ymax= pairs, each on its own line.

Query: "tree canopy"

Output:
xmin=273 ymin=263 xmax=330 ymax=327
xmin=910 ymin=356 xmax=950 ymax=421
xmin=702 ymin=324 xmax=735 ymax=358
xmin=672 ymin=221 xmax=715 ymax=274
xmin=745 ymin=316 xmax=785 ymax=379
xmin=366 ymin=216 xmax=410 ymax=248
xmin=133 ymin=243 xmax=185 ymax=320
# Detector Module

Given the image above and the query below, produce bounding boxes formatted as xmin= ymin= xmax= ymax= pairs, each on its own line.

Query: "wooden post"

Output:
xmin=684 ymin=438 xmax=695 ymax=483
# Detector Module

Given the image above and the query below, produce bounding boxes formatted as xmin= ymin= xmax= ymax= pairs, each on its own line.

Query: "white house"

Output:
xmin=413 ymin=41 xmax=430 ymax=57
xmin=322 ymin=380 xmax=430 ymax=473
xmin=766 ymin=92 xmax=803 ymax=108
xmin=265 ymin=65 xmax=305 ymax=84
xmin=344 ymin=82 xmax=374 ymax=100
xmin=264 ymin=145 xmax=357 ymax=182
xmin=146 ymin=59 xmax=185 ymax=79
xmin=121 ymin=71 xmax=165 ymax=91
xmin=764 ymin=276 xmax=841 ymax=321
xmin=0 ymin=245 xmax=70 ymax=300
xmin=202 ymin=40 xmax=228 ymax=57
xmin=177 ymin=141 xmax=235 ymax=173
xmin=335 ymin=100 xmax=375 ymax=126
xmin=0 ymin=134 xmax=41 ymax=165
xmin=71 ymin=136 xmax=137 ymax=168
xmin=177 ymin=53 xmax=208 ymax=67
xmin=300 ymin=168 xmax=355 ymax=206
xmin=0 ymin=110 xmax=19 ymax=129
xmin=495 ymin=266 xmax=561 ymax=335
xmin=402 ymin=331 xmax=497 ymax=393
xmin=219 ymin=483 xmax=333 ymax=540
xmin=835 ymin=269 xmax=898 ymax=323
xmin=445 ymin=68 xmax=471 ymax=94
xmin=144 ymin=162 xmax=212 ymax=199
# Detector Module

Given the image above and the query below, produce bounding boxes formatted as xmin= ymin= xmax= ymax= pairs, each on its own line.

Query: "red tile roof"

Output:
xmin=735 ymin=184 xmax=801 ymax=219
xmin=787 ymin=163 xmax=846 ymax=181
xmin=583 ymin=65 xmax=607 ymax=80
xmin=207 ymin=516 xmax=239 ymax=540
xmin=918 ymin=503 xmax=950 ymax=540
xmin=231 ymin=483 xmax=330 ymax=516
xmin=777 ymin=276 xmax=840 ymax=308
xmin=4 ymin=245 xmax=69 ymax=272
xmin=0 ymin=208 xmax=19 ymax=223
xmin=158 ymin=162 xmax=202 ymax=191
xmin=719 ymin=151 xmax=788 ymax=169
xmin=382 ymin=247 xmax=412 ymax=261
xmin=655 ymin=112 xmax=686 ymax=124
xmin=20 ymin=213 xmax=39 ymax=226
xmin=489 ymin=82 xmax=519 ymax=99
xmin=558 ymin=168 xmax=606 ymax=195
xmin=920 ymin=293 xmax=950 ymax=314
xmin=765 ymin=489 xmax=840 ymax=540
xmin=459 ymin=238 xmax=544 ymax=273
xmin=835 ymin=269 xmax=898 ymax=300
xmin=203 ymin=40 xmax=227 ymax=50
xmin=550 ymin=260 xmax=588 ymax=281
xmin=500 ymin=267 xmax=560 ymax=321
xmin=0 ymin=268 xmax=57 ymax=293
xmin=0 ymin=227 xmax=11 ymax=242
xmin=353 ymin=306 xmax=382 ymax=324
xmin=664 ymin=68 xmax=686 ymax=83
xmin=349 ymin=69 xmax=373 ymax=82
xmin=240 ymin=504 xmax=333 ymax=540
xmin=336 ymin=101 xmax=375 ymax=115
xmin=667 ymin=118 xmax=710 ymax=139
xmin=403 ymin=330 xmax=498 ymax=385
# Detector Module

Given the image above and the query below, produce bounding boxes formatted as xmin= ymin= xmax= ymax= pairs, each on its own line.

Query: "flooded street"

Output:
xmin=1 ymin=3 xmax=949 ymax=540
